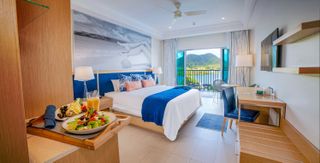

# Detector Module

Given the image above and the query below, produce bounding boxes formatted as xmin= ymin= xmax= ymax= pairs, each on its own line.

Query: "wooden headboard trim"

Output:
xmin=72 ymin=69 xmax=152 ymax=74
xmin=95 ymin=69 xmax=152 ymax=74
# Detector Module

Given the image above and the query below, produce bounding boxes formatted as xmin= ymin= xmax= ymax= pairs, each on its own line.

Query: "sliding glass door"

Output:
xmin=176 ymin=48 xmax=229 ymax=87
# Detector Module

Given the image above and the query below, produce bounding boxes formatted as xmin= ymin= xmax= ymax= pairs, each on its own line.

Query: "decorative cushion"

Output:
xmin=141 ymin=74 xmax=153 ymax=80
xmin=111 ymin=80 xmax=120 ymax=92
xmin=125 ymin=81 xmax=142 ymax=91
xmin=119 ymin=74 xmax=132 ymax=91
xmin=130 ymin=74 xmax=143 ymax=81
xmin=141 ymin=79 xmax=155 ymax=87
xmin=141 ymin=80 xmax=156 ymax=87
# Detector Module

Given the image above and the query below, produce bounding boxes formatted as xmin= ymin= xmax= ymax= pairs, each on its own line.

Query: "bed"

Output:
xmin=105 ymin=85 xmax=201 ymax=141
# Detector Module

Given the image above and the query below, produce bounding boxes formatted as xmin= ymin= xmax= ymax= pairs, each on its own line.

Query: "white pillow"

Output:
xmin=111 ymin=80 xmax=120 ymax=92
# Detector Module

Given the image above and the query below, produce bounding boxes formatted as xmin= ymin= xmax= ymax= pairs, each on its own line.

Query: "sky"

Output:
xmin=185 ymin=48 xmax=221 ymax=58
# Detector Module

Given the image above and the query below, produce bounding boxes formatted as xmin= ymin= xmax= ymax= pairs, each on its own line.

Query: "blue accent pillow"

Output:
xmin=130 ymin=74 xmax=143 ymax=81
xmin=119 ymin=74 xmax=132 ymax=91
xmin=141 ymin=74 xmax=154 ymax=80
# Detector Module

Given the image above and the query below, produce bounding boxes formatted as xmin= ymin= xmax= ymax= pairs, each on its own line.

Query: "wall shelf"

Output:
xmin=273 ymin=67 xmax=320 ymax=76
xmin=273 ymin=20 xmax=320 ymax=45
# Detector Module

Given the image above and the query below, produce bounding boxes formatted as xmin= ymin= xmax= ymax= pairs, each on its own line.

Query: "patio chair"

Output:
xmin=212 ymin=79 xmax=225 ymax=103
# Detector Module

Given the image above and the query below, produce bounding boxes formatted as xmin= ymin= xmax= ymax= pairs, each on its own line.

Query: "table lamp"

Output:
xmin=235 ymin=54 xmax=253 ymax=86
xmin=152 ymin=67 xmax=163 ymax=84
xmin=74 ymin=66 xmax=94 ymax=98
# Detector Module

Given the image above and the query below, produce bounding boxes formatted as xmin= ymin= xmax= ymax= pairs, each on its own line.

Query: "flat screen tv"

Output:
xmin=261 ymin=28 xmax=281 ymax=71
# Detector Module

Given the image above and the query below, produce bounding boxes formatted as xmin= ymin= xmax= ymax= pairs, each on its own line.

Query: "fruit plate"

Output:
xmin=62 ymin=112 xmax=116 ymax=135
xmin=55 ymin=108 xmax=69 ymax=121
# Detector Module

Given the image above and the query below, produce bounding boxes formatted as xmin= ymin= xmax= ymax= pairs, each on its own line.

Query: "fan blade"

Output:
xmin=170 ymin=0 xmax=180 ymax=4
xmin=184 ymin=10 xmax=207 ymax=16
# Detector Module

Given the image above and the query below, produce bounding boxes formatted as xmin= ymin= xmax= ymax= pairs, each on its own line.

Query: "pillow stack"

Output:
xmin=111 ymin=74 xmax=156 ymax=92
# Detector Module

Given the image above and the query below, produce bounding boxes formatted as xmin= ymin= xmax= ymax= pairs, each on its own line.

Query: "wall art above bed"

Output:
xmin=73 ymin=10 xmax=152 ymax=71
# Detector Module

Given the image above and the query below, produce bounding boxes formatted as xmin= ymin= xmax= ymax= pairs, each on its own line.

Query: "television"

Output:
xmin=261 ymin=28 xmax=281 ymax=71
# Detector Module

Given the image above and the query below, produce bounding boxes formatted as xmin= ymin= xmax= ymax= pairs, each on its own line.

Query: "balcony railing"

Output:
xmin=185 ymin=69 xmax=222 ymax=90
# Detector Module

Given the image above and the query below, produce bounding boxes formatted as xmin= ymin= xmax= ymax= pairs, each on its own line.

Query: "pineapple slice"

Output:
xmin=66 ymin=99 xmax=82 ymax=116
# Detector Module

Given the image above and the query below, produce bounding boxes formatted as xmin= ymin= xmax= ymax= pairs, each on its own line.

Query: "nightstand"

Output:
xmin=99 ymin=97 xmax=113 ymax=111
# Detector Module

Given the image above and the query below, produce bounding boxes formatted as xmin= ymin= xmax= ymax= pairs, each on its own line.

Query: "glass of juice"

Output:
xmin=87 ymin=97 xmax=100 ymax=111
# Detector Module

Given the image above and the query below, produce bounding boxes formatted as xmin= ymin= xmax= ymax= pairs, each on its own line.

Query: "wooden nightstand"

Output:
xmin=99 ymin=97 xmax=113 ymax=111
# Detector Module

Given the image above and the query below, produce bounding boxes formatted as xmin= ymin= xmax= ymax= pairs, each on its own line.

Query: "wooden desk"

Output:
xmin=236 ymin=87 xmax=286 ymax=125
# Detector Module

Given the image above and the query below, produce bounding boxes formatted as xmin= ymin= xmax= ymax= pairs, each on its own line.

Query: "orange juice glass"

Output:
xmin=87 ymin=97 xmax=100 ymax=111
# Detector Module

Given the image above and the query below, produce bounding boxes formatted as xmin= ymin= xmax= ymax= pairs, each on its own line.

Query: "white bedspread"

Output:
xmin=105 ymin=85 xmax=201 ymax=141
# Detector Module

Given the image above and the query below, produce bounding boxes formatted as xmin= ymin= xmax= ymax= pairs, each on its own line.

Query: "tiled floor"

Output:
xmin=118 ymin=97 xmax=237 ymax=163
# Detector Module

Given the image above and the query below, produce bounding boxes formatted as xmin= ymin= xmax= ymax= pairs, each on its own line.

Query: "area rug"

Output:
xmin=196 ymin=113 xmax=228 ymax=132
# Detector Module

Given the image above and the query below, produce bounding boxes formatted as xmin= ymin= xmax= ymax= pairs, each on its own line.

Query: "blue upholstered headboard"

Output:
xmin=73 ymin=71 xmax=153 ymax=99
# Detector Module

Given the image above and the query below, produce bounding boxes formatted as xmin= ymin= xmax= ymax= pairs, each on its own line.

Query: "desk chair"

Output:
xmin=221 ymin=87 xmax=260 ymax=136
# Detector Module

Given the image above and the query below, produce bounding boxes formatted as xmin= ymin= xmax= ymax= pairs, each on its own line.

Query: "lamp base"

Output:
xmin=83 ymin=81 xmax=88 ymax=99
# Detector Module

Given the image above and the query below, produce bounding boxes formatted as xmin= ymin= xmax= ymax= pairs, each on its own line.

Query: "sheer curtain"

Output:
xmin=228 ymin=30 xmax=251 ymax=86
xmin=162 ymin=39 xmax=177 ymax=86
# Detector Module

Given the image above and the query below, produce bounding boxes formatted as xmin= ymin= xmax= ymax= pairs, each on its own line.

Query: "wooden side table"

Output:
xmin=99 ymin=97 xmax=113 ymax=111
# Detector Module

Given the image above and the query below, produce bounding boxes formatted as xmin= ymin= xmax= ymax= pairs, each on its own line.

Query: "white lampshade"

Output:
xmin=74 ymin=66 xmax=94 ymax=81
xmin=235 ymin=54 xmax=253 ymax=67
xmin=152 ymin=67 xmax=163 ymax=75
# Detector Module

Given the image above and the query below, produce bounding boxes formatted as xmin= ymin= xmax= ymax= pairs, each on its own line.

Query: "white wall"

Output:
xmin=177 ymin=33 xmax=228 ymax=51
xmin=249 ymin=0 xmax=320 ymax=149
xmin=151 ymin=38 xmax=163 ymax=68
xmin=151 ymin=38 xmax=164 ymax=83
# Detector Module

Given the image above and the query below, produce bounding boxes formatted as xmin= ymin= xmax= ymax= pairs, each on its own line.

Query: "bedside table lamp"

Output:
xmin=152 ymin=67 xmax=162 ymax=84
xmin=235 ymin=54 xmax=253 ymax=86
xmin=74 ymin=66 xmax=94 ymax=99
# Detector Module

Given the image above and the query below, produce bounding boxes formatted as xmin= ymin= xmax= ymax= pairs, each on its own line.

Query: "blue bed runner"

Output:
xmin=141 ymin=86 xmax=192 ymax=126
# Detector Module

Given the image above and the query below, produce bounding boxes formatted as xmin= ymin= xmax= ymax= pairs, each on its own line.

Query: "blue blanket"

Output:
xmin=141 ymin=86 xmax=192 ymax=126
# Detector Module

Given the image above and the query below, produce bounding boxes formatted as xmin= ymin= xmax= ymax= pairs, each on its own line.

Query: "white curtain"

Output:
xmin=162 ymin=39 xmax=177 ymax=86
xmin=229 ymin=30 xmax=251 ymax=86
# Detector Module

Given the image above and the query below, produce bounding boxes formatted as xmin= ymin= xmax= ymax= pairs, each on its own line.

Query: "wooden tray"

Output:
xmin=26 ymin=113 xmax=130 ymax=150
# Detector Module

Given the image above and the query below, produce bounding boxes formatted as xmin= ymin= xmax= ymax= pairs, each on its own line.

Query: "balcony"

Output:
xmin=183 ymin=69 xmax=222 ymax=90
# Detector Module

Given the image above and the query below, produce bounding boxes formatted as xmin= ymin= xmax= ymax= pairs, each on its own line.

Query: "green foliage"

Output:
xmin=186 ymin=76 xmax=199 ymax=85
xmin=186 ymin=53 xmax=221 ymax=70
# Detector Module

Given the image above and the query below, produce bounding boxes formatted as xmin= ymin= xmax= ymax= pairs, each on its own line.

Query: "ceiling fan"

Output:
xmin=172 ymin=1 xmax=207 ymax=19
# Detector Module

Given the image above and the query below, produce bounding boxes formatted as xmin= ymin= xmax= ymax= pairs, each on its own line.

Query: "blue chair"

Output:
xmin=221 ymin=87 xmax=260 ymax=136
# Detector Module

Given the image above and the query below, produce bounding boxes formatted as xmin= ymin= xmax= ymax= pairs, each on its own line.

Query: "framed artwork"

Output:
xmin=73 ymin=10 xmax=152 ymax=71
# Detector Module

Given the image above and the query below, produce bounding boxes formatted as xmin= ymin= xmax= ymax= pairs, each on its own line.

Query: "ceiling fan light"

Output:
xmin=174 ymin=10 xmax=182 ymax=18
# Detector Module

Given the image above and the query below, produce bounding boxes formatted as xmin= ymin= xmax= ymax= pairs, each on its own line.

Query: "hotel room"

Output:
xmin=1 ymin=0 xmax=319 ymax=163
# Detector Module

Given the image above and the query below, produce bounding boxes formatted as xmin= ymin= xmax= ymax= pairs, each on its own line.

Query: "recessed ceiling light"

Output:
xmin=221 ymin=17 xmax=225 ymax=20
xmin=168 ymin=26 xmax=172 ymax=29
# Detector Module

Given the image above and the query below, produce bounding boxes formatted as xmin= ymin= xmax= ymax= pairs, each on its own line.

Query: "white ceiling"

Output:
xmin=72 ymin=0 xmax=257 ymax=39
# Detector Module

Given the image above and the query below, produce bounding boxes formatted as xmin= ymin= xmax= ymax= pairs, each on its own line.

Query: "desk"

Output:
xmin=236 ymin=87 xmax=286 ymax=126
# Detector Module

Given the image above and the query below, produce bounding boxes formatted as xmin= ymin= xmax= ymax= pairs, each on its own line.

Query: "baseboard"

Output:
xmin=280 ymin=119 xmax=320 ymax=163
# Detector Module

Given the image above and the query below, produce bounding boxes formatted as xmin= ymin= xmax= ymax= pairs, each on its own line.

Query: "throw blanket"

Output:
xmin=142 ymin=86 xmax=192 ymax=126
